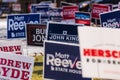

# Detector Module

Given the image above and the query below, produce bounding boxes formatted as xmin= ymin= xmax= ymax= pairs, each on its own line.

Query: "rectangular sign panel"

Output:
xmin=0 ymin=52 xmax=34 ymax=80
xmin=91 ymin=4 xmax=110 ymax=19
xmin=100 ymin=10 xmax=120 ymax=28
xmin=44 ymin=41 xmax=91 ymax=80
xmin=78 ymin=27 xmax=120 ymax=79
xmin=0 ymin=40 xmax=23 ymax=54
xmin=47 ymin=22 xmax=83 ymax=44
xmin=7 ymin=13 xmax=41 ymax=39
xmin=26 ymin=24 xmax=46 ymax=46
xmin=75 ymin=12 xmax=91 ymax=26
xmin=12 ymin=4 xmax=21 ymax=12
xmin=62 ymin=6 xmax=79 ymax=20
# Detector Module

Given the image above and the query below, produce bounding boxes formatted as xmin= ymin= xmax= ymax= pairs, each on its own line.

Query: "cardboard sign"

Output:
xmin=78 ymin=26 xmax=120 ymax=79
xmin=0 ymin=40 xmax=23 ymax=55
xmin=46 ymin=22 xmax=83 ymax=44
xmin=36 ymin=6 xmax=49 ymax=25
xmin=12 ymin=4 xmax=21 ymax=12
xmin=26 ymin=24 xmax=46 ymax=46
xmin=0 ymin=52 xmax=34 ymax=80
xmin=62 ymin=6 xmax=79 ymax=20
xmin=49 ymin=8 xmax=62 ymax=22
xmin=7 ymin=13 xmax=41 ymax=39
xmin=75 ymin=12 xmax=91 ymax=26
xmin=91 ymin=4 xmax=111 ymax=19
xmin=100 ymin=10 xmax=120 ymax=28
xmin=44 ymin=41 xmax=91 ymax=80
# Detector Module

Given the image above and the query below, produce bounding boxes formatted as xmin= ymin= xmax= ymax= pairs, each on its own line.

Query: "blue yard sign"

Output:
xmin=100 ymin=10 xmax=120 ymax=28
xmin=44 ymin=41 xmax=91 ymax=80
xmin=31 ymin=4 xmax=49 ymax=25
xmin=49 ymin=8 xmax=62 ymax=22
xmin=7 ymin=13 xmax=41 ymax=39
xmin=46 ymin=22 xmax=83 ymax=44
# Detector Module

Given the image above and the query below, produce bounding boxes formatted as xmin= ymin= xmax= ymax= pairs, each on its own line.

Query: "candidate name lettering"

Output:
xmin=32 ymin=28 xmax=46 ymax=42
xmin=93 ymin=6 xmax=108 ymax=14
xmin=8 ymin=16 xmax=39 ymax=31
xmin=0 ymin=45 xmax=21 ymax=54
xmin=63 ymin=8 xmax=77 ymax=16
xmin=83 ymin=48 xmax=120 ymax=58
xmin=49 ymin=34 xmax=78 ymax=42
xmin=0 ymin=58 xmax=32 ymax=80
xmin=46 ymin=52 xmax=81 ymax=69
xmin=102 ymin=18 xmax=120 ymax=28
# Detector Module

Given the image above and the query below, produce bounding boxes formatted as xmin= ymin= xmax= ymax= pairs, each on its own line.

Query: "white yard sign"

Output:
xmin=0 ymin=52 xmax=34 ymax=80
xmin=0 ymin=40 xmax=23 ymax=55
xmin=78 ymin=27 xmax=120 ymax=79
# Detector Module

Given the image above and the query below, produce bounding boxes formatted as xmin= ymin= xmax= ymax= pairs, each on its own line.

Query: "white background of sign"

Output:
xmin=0 ymin=52 xmax=34 ymax=80
xmin=78 ymin=26 xmax=120 ymax=79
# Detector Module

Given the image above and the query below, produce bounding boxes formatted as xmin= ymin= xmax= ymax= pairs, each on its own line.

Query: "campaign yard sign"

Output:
xmin=49 ymin=8 xmax=62 ymax=22
xmin=30 ymin=4 xmax=49 ymax=25
xmin=26 ymin=24 xmax=46 ymax=46
xmin=7 ymin=13 xmax=41 ymax=39
xmin=78 ymin=27 xmax=120 ymax=79
xmin=100 ymin=10 xmax=120 ymax=28
xmin=44 ymin=41 xmax=91 ymax=80
xmin=62 ymin=6 xmax=79 ymax=20
xmin=91 ymin=4 xmax=111 ymax=19
xmin=0 ymin=52 xmax=34 ymax=80
xmin=0 ymin=40 xmax=23 ymax=55
xmin=75 ymin=12 xmax=91 ymax=26
xmin=35 ymin=6 xmax=49 ymax=24
xmin=46 ymin=22 xmax=83 ymax=44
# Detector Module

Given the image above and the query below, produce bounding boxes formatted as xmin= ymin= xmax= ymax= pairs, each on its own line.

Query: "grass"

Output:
xmin=31 ymin=55 xmax=43 ymax=80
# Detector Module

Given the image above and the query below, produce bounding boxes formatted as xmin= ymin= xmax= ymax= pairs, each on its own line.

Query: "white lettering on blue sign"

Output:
xmin=8 ymin=19 xmax=25 ymax=31
xmin=32 ymin=29 xmax=46 ymax=42
xmin=8 ymin=16 xmax=39 ymax=31
xmin=46 ymin=53 xmax=81 ymax=69
xmin=102 ymin=19 xmax=120 ymax=28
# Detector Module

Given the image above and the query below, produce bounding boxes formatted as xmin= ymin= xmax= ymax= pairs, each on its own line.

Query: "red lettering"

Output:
xmin=83 ymin=49 xmax=91 ymax=56
xmin=16 ymin=52 xmax=22 ymax=55
xmin=21 ymin=71 xmax=30 ymax=80
xmin=91 ymin=49 xmax=97 ymax=56
xmin=7 ymin=59 xmax=14 ymax=67
xmin=98 ymin=49 xmax=104 ymax=57
xmin=105 ymin=50 xmax=111 ymax=57
xmin=9 ymin=46 xmax=14 ymax=52
xmin=1 ymin=67 xmax=10 ymax=77
xmin=3 ymin=47 xmax=8 ymax=52
xmin=0 ymin=58 xmax=7 ymax=65
xmin=0 ymin=47 xmax=3 ymax=51
xmin=112 ymin=50 xmax=118 ymax=58
xmin=15 ymin=61 xmax=21 ymax=68
xmin=22 ymin=62 xmax=31 ymax=70
xmin=10 ymin=68 xmax=20 ymax=78
xmin=83 ymin=48 xmax=120 ymax=59
xmin=14 ymin=46 xmax=21 ymax=51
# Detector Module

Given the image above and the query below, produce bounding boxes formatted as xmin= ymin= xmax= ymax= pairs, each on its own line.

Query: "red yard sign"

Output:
xmin=62 ymin=6 xmax=79 ymax=20
xmin=91 ymin=4 xmax=111 ymax=19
